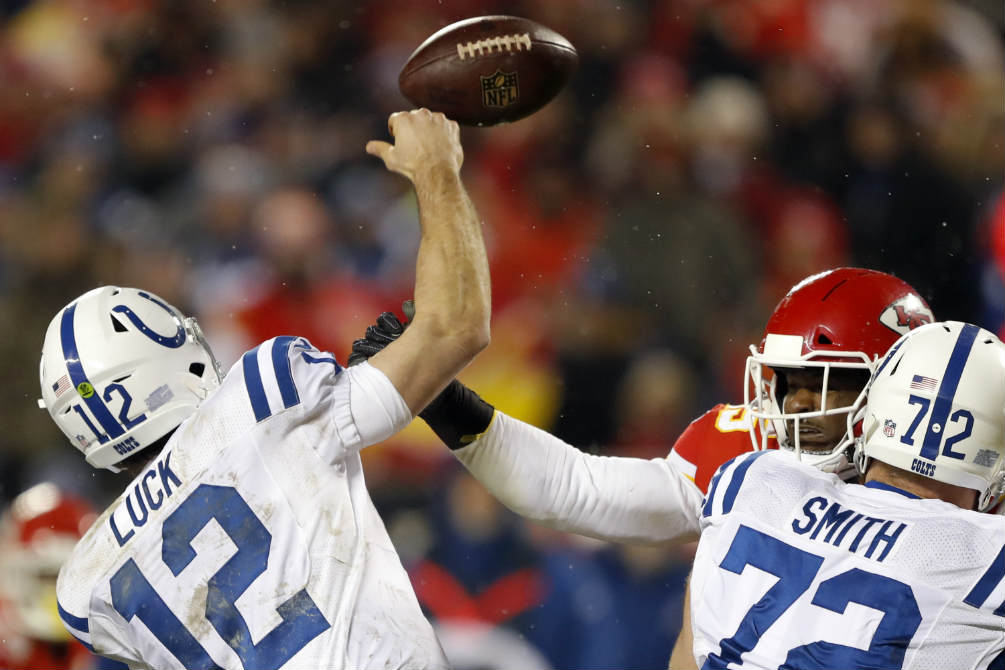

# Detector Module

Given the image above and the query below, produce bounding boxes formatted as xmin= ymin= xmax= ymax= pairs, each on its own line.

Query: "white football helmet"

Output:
xmin=39 ymin=286 xmax=222 ymax=471
xmin=853 ymin=321 xmax=1005 ymax=512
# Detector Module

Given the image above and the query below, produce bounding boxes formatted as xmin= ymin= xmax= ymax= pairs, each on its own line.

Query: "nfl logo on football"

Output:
xmin=883 ymin=419 xmax=897 ymax=438
xmin=481 ymin=69 xmax=518 ymax=108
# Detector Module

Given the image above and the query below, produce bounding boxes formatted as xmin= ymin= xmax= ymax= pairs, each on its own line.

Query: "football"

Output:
xmin=398 ymin=15 xmax=578 ymax=126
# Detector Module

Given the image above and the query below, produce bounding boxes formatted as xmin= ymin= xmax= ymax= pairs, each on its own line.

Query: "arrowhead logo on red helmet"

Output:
xmin=879 ymin=295 xmax=935 ymax=335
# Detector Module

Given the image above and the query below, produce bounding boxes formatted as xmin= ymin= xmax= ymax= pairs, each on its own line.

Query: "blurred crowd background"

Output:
xmin=0 ymin=0 xmax=1002 ymax=668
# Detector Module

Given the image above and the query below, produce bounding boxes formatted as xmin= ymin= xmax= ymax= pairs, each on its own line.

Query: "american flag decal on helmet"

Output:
xmin=910 ymin=375 xmax=938 ymax=392
xmin=52 ymin=374 xmax=72 ymax=398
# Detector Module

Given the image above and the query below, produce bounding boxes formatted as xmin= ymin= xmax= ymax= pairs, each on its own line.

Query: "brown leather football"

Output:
xmin=398 ymin=15 xmax=578 ymax=126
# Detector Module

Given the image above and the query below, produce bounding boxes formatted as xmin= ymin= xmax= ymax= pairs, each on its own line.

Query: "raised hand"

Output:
xmin=365 ymin=109 xmax=463 ymax=181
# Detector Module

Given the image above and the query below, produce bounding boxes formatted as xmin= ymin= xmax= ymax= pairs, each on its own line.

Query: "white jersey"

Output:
xmin=56 ymin=337 xmax=447 ymax=670
xmin=692 ymin=450 xmax=1005 ymax=670
xmin=453 ymin=412 xmax=1004 ymax=669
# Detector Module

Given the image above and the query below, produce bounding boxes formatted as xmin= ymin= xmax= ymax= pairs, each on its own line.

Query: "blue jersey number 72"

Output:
xmin=704 ymin=525 xmax=922 ymax=670
xmin=110 ymin=484 xmax=329 ymax=669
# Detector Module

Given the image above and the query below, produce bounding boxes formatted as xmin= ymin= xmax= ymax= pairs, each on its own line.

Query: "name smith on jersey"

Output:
xmin=790 ymin=494 xmax=910 ymax=562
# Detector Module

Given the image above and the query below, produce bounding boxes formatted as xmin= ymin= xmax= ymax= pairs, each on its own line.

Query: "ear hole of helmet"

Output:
xmin=773 ymin=369 xmax=789 ymax=408
xmin=189 ymin=362 xmax=205 ymax=377
xmin=817 ymin=334 xmax=832 ymax=345
xmin=110 ymin=315 xmax=128 ymax=332
xmin=888 ymin=353 xmax=904 ymax=376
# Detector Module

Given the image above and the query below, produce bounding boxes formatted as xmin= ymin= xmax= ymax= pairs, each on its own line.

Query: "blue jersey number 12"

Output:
xmin=111 ymin=484 xmax=329 ymax=667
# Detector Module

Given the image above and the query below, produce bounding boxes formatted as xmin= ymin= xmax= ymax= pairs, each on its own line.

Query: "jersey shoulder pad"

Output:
xmin=700 ymin=450 xmax=775 ymax=520
xmin=962 ymin=540 xmax=1005 ymax=618
xmin=670 ymin=404 xmax=770 ymax=494
xmin=231 ymin=336 xmax=342 ymax=423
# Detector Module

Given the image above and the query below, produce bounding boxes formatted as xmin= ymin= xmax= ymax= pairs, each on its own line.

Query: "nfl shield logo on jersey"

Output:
xmin=883 ymin=419 xmax=897 ymax=438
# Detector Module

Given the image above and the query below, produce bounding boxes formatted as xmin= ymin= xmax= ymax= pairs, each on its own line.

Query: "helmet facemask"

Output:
xmin=745 ymin=334 xmax=874 ymax=478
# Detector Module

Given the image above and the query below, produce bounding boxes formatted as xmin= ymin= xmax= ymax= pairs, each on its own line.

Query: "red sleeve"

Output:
xmin=669 ymin=404 xmax=774 ymax=494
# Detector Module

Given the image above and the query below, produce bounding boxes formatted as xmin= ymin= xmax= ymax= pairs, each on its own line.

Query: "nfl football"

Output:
xmin=398 ymin=15 xmax=578 ymax=126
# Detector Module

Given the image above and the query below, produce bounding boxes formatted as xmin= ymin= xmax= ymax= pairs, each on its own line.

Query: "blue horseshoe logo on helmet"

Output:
xmin=112 ymin=292 xmax=186 ymax=348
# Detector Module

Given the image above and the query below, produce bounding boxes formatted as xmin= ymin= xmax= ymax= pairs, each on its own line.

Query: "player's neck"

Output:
xmin=116 ymin=429 xmax=178 ymax=479
xmin=120 ymin=457 xmax=157 ymax=480
xmin=864 ymin=460 xmax=978 ymax=510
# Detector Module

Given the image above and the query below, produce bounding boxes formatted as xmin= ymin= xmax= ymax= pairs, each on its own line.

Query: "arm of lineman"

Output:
xmin=364 ymin=109 xmax=491 ymax=416
xmin=348 ymin=312 xmax=703 ymax=543
xmin=456 ymin=410 xmax=703 ymax=544
xmin=667 ymin=573 xmax=698 ymax=670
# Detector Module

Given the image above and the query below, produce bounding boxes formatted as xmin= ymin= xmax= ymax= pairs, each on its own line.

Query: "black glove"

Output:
xmin=348 ymin=301 xmax=495 ymax=449
xmin=347 ymin=308 xmax=409 ymax=367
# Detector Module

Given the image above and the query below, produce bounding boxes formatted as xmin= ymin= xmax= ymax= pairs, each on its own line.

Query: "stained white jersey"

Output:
xmin=55 ymin=336 xmax=447 ymax=670
xmin=692 ymin=450 xmax=1005 ymax=670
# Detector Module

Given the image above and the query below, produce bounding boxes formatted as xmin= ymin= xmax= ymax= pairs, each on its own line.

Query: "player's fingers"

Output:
xmin=387 ymin=110 xmax=409 ymax=137
xmin=352 ymin=338 xmax=383 ymax=355
xmin=365 ymin=140 xmax=392 ymax=162
xmin=402 ymin=299 xmax=415 ymax=323
xmin=376 ymin=312 xmax=404 ymax=335
xmin=366 ymin=323 xmax=400 ymax=345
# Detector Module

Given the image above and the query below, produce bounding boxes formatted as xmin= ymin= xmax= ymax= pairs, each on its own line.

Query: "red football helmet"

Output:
xmin=0 ymin=483 xmax=95 ymax=642
xmin=744 ymin=268 xmax=935 ymax=474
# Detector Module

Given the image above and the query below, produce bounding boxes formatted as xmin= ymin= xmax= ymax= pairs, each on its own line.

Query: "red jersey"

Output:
xmin=668 ymin=404 xmax=776 ymax=494
xmin=0 ymin=635 xmax=95 ymax=670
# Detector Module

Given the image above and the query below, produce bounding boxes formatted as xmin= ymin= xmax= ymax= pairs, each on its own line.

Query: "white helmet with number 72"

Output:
xmin=853 ymin=321 xmax=1005 ymax=512
xmin=38 ymin=287 xmax=222 ymax=471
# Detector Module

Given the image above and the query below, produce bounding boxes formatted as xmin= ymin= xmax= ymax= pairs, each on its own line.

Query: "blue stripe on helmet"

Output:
xmin=60 ymin=305 xmax=125 ymax=440
xmin=875 ymin=335 xmax=908 ymax=377
xmin=919 ymin=324 xmax=979 ymax=460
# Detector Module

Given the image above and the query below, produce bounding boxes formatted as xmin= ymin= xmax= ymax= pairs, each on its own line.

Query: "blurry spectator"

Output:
xmin=979 ymin=191 xmax=1005 ymax=337
xmin=607 ymin=349 xmax=699 ymax=461
xmin=842 ymin=100 xmax=980 ymax=320
xmin=761 ymin=57 xmax=848 ymax=194
xmin=1 ymin=0 xmax=1002 ymax=665
xmin=410 ymin=469 xmax=546 ymax=629
xmin=525 ymin=538 xmax=691 ymax=670
xmin=760 ymin=186 xmax=850 ymax=303
xmin=226 ymin=186 xmax=397 ymax=363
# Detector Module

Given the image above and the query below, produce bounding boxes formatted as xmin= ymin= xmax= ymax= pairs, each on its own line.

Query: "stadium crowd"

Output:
xmin=0 ymin=0 xmax=1002 ymax=668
